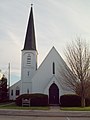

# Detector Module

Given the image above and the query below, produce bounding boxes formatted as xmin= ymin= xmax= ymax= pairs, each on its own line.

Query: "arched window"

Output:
xmin=11 ymin=90 xmax=13 ymax=96
xmin=27 ymin=89 xmax=29 ymax=94
xmin=16 ymin=87 xmax=20 ymax=96
xmin=53 ymin=62 xmax=55 ymax=74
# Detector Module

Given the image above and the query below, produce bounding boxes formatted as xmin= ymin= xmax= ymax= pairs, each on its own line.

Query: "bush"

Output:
xmin=16 ymin=93 xmax=48 ymax=106
xmin=60 ymin=94 xmax=81 ymax=107
xmin=86 ymin=98 xmax=90 ymax=106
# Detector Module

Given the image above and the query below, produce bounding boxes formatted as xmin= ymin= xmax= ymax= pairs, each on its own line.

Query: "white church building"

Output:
xmin=10 ymin=6 xmax=74 ymax=105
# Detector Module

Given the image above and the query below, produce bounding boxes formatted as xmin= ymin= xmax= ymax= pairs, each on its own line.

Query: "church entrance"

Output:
xmin=49 ymin=83 xmax=59 ymax=105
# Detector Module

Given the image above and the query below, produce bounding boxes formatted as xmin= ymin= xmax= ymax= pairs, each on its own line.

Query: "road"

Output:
xmin=0 ymin=116 xmax=90 ymax=120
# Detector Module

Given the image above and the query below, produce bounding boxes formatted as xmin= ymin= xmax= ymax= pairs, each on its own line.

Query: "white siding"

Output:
xmin=10 ymin=47 xmax=74 ymax=100
xmin=21 ymin=50 xmax=37 ymax=94
xmin=9 ymin=80 xmax=21 ymax=100
xmin=32 ymin=47 xmax=74 ymax=95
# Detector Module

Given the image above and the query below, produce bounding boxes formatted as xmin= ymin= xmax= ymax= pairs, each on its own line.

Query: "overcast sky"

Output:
xmin=0 ymin=0 xmax=90 ymax=85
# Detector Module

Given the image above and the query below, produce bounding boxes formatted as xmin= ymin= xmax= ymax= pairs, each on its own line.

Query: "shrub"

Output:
xmin=86 ymin=98 xmax=90 ymax=106
xmin=60 ymin=94 xmax=81 ymax=107
xmin=16 ymin=93 xmax=48 ymax=106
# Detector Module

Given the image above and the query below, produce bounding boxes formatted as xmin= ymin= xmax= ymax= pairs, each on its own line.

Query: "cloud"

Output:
xmin=7 ymin=30 xmax=21 ymax=48
xmin=0 ymin=0 xmax=90 ymax=85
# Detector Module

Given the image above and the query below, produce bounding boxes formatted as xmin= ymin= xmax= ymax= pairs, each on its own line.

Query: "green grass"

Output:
xmin=60 ymin=107 xmax=90 ymax=111
xmin=1 ymin=102 xmax=90 ymax=111
xmin=0 ymin=103 xmax=49 ymax=110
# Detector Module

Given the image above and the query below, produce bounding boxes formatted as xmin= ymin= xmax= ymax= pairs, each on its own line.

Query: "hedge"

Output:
xmin=60 ymin=94 xmax=81 ymax=107
xmin=60 ymin=94 xmax=90 ymax=107
xmin=16 ymin=93 xmax=48 ymax=106
xmin=85 ymin=98 xmax=90 ymax=106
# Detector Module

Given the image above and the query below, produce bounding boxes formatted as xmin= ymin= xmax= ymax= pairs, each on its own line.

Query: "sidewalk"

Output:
xmin=0 ymin=107 xmax=90 ymax=117
xmin=49 ymin=106 xmax=60 ymax=112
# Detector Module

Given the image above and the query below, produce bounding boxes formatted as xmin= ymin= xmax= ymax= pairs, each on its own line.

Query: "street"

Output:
xmin=0 ymin=116 xmax=90 ymax=120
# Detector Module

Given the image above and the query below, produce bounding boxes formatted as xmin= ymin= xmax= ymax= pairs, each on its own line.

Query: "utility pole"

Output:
xmin=8 ymin=63 xmax=10 ymax=100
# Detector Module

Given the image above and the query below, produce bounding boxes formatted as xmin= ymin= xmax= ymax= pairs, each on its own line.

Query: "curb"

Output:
xmin=0 ymin=109 xmax=90 ymax=117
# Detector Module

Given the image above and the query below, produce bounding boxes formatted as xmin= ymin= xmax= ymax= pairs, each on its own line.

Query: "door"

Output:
xmin=49 ymin=83 xmax=59 ymax=105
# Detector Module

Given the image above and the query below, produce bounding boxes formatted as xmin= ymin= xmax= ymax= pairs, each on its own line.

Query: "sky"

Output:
xmin=0 ymin=0 xmax=90 ymax=85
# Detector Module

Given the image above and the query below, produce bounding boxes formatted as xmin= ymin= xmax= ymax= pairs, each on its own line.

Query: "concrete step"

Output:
xmin=50 ymin=106 xmax=60 ymax=112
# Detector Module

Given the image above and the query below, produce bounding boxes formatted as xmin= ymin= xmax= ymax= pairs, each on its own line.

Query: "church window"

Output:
xmin=16 ymin=87 xmax=20 ymax=96
xmin=53 ymin=62 xmax=55 ymax=74
xmin=16 ymin=90 xmax=20 ymax=96
xmin=11 ymin=90 xmax=13 ymax=96
xmin=27 ymin=89 xmax=29 ymax=94
xmin=27 ymin=71 xmax=30 ymax=76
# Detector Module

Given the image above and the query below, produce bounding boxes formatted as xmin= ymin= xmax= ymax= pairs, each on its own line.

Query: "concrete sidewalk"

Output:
xmin=0 ymin=108 xmax=90 ymax=117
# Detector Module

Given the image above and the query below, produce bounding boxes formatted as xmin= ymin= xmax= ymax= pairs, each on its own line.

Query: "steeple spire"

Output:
xmin=23 ymin=5 xmax=36 ymax=50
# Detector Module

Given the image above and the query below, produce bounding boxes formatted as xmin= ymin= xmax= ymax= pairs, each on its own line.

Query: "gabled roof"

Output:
xmin=23 ymin=5 xmax=36 ymax=50
xmin=31 ymin=46 xmax=71 ymax=93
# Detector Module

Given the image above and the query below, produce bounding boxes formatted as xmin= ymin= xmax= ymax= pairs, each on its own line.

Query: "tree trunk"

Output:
xmin=81 ymin=79 xmax=86 ymax=107
xmin=81 ymin=95 xmax=85 ymax=107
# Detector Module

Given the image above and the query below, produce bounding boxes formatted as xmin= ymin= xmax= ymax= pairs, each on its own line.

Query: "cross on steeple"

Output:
xmin=31 ymin=4 xmax=33 ymax=7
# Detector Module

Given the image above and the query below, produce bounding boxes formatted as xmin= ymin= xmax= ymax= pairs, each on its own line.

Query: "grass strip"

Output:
xmin=0 ymin=103 xmax=49 ymax=110
xmin=60 ymin=107 xmax=90 ymax=111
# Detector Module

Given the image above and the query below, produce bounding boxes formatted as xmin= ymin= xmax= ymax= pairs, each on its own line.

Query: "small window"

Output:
xmin=16 ymin=90 xmax=20 ymax=96
xmin=27 ymin=71 xmax=30 ymax=76
xmin=16 ymin=87 xmax=20 ymax=96
xmin=11 ymin=90 xmax=13 ymax=96
xmin=53 ymin=62 xmax=55 ymax=74
xmin=27 ymin=89 xmax=29 ymax=94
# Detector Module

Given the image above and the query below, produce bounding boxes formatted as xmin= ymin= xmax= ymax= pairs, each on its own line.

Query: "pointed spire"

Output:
xmin=23 ymin=4 xmax=36 ymax=50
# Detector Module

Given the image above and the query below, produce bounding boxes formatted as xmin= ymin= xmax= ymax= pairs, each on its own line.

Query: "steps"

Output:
xmin=50 ymin=106 xmax=60 ymax=112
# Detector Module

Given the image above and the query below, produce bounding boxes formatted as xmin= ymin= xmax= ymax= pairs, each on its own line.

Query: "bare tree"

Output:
xmin=60 ymin=38 xmax=90 ymax=107
xmin=76 ymin=81 xmax=90 ymax=99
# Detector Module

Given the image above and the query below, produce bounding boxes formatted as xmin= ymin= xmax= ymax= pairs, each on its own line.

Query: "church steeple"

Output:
xmin=21 ymin=5 xmax=37 ymax=94
xmin=23 ymin=5 xmax=36 ymax=50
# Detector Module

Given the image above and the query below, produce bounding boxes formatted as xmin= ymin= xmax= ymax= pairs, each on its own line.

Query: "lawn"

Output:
xmin=60 ymin=107 xmax=90 ymax=111
xmin=0 ymin=102 xmax=90 ymax=111
xmin=0 ymin=102 xmax=49 ymax=110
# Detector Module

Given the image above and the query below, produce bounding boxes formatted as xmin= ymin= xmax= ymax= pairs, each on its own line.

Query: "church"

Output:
xmin=10 ymin=5 xmax=74 ymax=105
